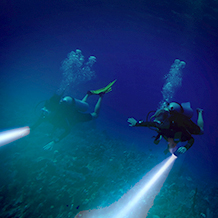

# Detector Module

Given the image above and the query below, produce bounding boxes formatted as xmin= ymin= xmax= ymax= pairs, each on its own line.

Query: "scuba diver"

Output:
xmin=31 ymin=80 xmax=116 ymax=150
xmin=127 ymin=102 xmax=204 ymax=156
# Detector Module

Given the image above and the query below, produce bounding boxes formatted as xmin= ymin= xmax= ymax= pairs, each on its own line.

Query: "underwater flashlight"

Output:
xmin=75 ymin=154 xmax=177 ymax=218
xmin=173 ymin=151 xmax=180 ymax=157
xmin=0 ymin=126 xmax=30 ymax=147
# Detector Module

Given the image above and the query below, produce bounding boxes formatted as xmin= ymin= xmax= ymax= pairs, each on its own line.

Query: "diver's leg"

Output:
xmin=197 ymin=108 xmax=204 ymax=131
xmin=81 ymin=91 xmax=92 ymax=102
xmin=91 ymin=95 xmax=104 ymax=119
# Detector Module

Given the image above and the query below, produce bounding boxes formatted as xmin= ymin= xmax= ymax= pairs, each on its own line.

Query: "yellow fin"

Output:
xmin=90 ymin=79 xmax=116 ymax=94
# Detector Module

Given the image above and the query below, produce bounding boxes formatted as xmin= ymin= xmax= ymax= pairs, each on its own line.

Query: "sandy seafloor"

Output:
xmin=1 ymin=0 xmax=218 ymax=217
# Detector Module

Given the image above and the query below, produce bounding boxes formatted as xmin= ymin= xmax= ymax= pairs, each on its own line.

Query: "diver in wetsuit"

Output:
xmin=31 ymin=80 xmax=116 ymax=150
xmin=128 ymin=102 xmax=204 ymax=156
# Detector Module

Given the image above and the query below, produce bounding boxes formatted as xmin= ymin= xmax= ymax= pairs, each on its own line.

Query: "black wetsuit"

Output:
xmin=31 ymin=100 xmax=92 ymax=142
xmin=135 ymin=111 xmax=201 ymax=150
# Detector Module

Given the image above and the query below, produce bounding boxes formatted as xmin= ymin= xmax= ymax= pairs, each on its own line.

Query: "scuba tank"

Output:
xmin=181 ymin=102 xmax=193 ymax=118
xmin=168 ymin=102 xmax=193 ymax=118
xmin=62 ymin=96 xmax=89 ymax=112
xmin=74 ymin=98 xmax=89 ymax=112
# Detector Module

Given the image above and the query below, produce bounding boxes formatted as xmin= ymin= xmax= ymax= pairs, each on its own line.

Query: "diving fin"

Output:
xmin=89 ymin=79 xmax=116 ymax=95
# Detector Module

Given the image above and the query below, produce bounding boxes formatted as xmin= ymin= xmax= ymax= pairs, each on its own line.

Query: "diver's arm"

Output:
xmin=184 ymin=137 xmax=194 ymax=150
xmin=128 ymin=118 xmax=157 ymax=128
xmin=135 ymin=121 xmax=157 ymax=127
xmin=175 ymin=137 xmax=194 ymax=155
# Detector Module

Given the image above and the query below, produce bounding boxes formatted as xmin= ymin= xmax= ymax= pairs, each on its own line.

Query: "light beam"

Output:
xmin=113 ymin=154 xmax=177 ymax=218
xmin=75 ymin=155 xmax=177 ymax=218
xmin=0 ymin=126 xmax=30 ymax=147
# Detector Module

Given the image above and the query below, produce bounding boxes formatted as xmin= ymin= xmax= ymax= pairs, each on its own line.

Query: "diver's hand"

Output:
xmin=43 ymin=141 xmax=55 ymax=150
xmin=127 ymin=118 xmax=137 ymax=126
xmin=176 ymin=146 xmax=187 ymax=154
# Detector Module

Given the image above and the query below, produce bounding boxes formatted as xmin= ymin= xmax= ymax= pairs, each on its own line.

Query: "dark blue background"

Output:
xmin=1 ymin=0 xmax=218 ymax=180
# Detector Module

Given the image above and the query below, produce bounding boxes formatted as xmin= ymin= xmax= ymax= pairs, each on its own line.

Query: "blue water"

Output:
xmin=0 ymin=0 xmax=218 ymax=217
